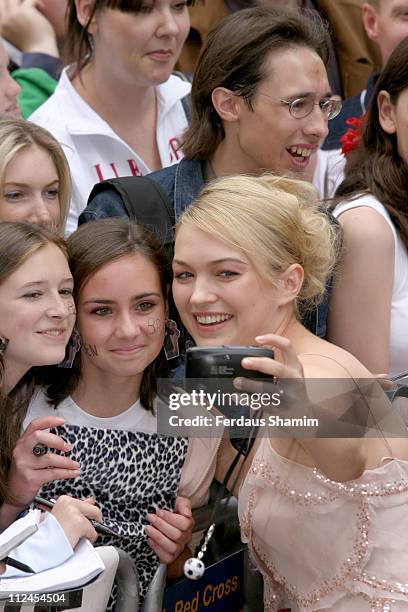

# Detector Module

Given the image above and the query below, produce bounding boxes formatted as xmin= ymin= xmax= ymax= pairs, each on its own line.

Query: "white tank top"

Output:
xmin=333 ymin=193 xmax=408 ymax=377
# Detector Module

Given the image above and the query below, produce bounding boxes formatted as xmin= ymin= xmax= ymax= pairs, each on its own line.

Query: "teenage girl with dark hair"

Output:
xmin=24 ymin=218 xmax=217 ymax=603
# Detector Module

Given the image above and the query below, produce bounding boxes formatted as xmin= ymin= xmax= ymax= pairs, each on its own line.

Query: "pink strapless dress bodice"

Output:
xmin=238 ymin=437 xmax=408 ymax=611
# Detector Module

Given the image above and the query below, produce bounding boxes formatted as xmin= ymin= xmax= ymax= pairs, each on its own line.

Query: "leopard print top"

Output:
xmin=40 ymin=424 xmax=188 ymax=606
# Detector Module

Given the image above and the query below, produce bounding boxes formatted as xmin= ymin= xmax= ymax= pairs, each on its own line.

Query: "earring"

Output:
xmin=0 ymin=336 xmax=9 ymax=355
xmin=163 ymin=319 xmax=180 ymax=360
xmin=185 ymin=337 xmax=195 ymax=351
xmin=58 ymin=327 xmax=81 ymax=368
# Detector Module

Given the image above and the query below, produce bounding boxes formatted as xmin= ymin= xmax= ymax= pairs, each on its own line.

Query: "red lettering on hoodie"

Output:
xmin=127 ymin=159 xmax=143 ymax=176
xmin=94 ymin=164 xmax=104 ymax=182
xmin=110 ymin=162 xmax=119 ymax=177
xmin=94 ymin=162 xmax=120 ymax=182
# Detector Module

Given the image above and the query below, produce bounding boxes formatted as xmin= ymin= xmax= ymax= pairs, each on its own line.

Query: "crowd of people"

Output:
xmin=0 ymin=1 xmax=408 ymax=611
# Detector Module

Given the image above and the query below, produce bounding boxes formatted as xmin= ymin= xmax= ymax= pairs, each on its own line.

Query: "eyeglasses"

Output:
xmin=257 ymin=92 xmax=342 ymax=121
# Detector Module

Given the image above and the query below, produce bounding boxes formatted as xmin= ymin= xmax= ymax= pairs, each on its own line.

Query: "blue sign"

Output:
xmin=162 ymin=550 xmax=245 ymax=612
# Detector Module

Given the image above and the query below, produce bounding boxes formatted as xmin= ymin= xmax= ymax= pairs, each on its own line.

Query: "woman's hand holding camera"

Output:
xmin=236 ymin=333 xmax=304 ymax=384
xmin=234 ymin=334 xmax=308 ymax=416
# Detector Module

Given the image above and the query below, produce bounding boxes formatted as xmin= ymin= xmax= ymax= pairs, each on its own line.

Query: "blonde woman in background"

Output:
xmin=0 ymin=116 xmax=70 ymax=231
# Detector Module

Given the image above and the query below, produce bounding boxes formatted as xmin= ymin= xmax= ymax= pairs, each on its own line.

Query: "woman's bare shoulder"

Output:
xmin=298 ymin=336 xmax=373 ymax=380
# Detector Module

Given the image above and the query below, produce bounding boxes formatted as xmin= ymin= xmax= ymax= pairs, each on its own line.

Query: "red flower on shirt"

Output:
xmin=340 ymin=113 xmax=367 ymax=156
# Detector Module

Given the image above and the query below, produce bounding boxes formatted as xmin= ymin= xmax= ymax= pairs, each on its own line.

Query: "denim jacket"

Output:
xmin=78 ymin=157 xmax=206 ymax=225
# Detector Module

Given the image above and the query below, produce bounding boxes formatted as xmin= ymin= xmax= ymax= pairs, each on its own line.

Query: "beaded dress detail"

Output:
xmin=239 ymin=437 xmax=408 ymax=611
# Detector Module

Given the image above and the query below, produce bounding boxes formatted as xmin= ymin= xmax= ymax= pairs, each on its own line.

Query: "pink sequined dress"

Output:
xmin=239 ymin=436 xmax=408 ymax=611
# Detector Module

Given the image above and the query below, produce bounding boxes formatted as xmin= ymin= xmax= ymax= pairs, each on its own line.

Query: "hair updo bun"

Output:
xmin=177 ymin=173 xmax=339 ymax=313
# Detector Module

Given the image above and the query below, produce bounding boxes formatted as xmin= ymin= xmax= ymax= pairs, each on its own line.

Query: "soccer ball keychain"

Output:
xmin=183 ymin=523 xmax=215 ymax=580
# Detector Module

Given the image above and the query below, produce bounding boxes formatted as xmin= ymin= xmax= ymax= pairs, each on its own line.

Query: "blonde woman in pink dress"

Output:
xmin=172 ymin=173 xmax=408 ymax=612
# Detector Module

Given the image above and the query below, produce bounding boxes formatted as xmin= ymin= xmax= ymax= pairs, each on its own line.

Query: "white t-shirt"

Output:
xmin=333 ymin=193 xmax=408 ymax=377
xmin=25 ymin=389 xmax=157 ymax=434
xmin=29 ymin=68 xmax=191 ymax=235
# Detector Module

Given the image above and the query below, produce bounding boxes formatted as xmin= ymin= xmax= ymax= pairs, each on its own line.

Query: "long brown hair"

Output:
xmin=0 ymin=222 xmax=68 ymax=503
xmin=333 ymin=36 xmax=408 ymax=250
xmin=42 ymin=218 xmax=172 ymax=412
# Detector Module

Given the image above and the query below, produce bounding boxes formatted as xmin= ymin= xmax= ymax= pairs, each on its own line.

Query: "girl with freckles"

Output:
xmin=172 ymin=173 xmax=408 ymax=612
